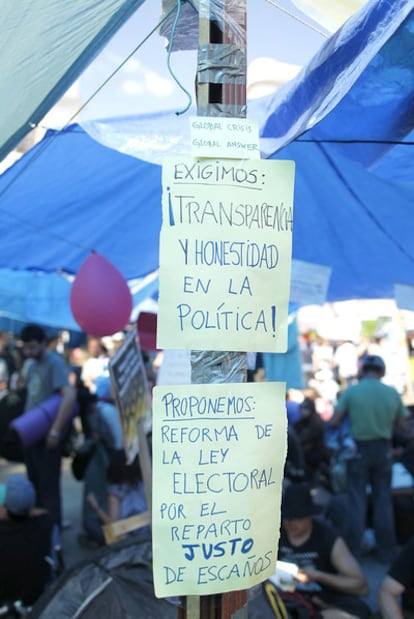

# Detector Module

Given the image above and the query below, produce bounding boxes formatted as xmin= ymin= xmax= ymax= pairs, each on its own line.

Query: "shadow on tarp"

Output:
xmin=30 ymin=538 xmax=178 ymax=619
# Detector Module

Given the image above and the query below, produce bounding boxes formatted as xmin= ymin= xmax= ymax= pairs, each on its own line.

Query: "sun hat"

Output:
xmin=282 ymin=483 xmax=321 ymax=520
xmin=5 ymin=473 xmax=36 ymax=516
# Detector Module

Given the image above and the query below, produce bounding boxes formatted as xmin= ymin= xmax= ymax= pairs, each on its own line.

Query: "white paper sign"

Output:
xmin=156 ymin=349 xmax=191 ymax=385
xmin=152 ymin=381 xmax=287 ymax=597
xmin=157 ymin=157 xmax=295 ymax=353
xmin=394 ymin=283 xmax=414 ymax=312
xmin=190 ymin=116 xmax=260 ymax=159
xmin=290 ymin=259 xmax=331 ymax=306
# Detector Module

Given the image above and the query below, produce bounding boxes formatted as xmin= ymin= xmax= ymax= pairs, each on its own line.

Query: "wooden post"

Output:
xmin=183 ymin=2 xmax=248 ymax=618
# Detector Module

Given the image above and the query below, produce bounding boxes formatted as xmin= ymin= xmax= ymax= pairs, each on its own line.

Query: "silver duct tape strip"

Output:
xmin=200 ymin=0 xmax=246 ymax=41
xmin=161 ymin=1 xmax=246 ymax=52
xmin=191 ymin=350 xmax=247 ymax=384
xmin=177 ymin=1 xmax=248 ymax=389
xmin=197 ymin=51 xmax=246 ymax=86
xmin=197 ymin=102 xmax=247 ymax=117
xmin=198 ymin=67 xmax=246 ymax=83
xmin=197 ymin=43 xmax=247 ymax=74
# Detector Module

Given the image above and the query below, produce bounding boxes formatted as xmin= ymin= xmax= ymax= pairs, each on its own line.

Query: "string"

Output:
xmin=296 ymin=138 xmax=414 ymax=145
xmin=55 ymin=3 xmax=179 ymax=129
xmin=166 ymin=0 xmax=193 ymax=115
xmin=264 ymin=0 xmax=329 ymax=38
xmin=0 ymin=3 xmax=179 ymax=253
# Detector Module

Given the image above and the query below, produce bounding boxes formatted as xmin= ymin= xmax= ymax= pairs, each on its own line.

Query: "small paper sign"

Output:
xmin=152 ymin=381 xmax=287 ymax=597
xmin=156 ymin=349 xmax=191 ymax=385
xmin=394 ymin=283 xmax=414 ymax=312
xmin=290 ymin=259 xmax=331 ymax=306
xmin=190 ymin=116 xmax=260 ymax=159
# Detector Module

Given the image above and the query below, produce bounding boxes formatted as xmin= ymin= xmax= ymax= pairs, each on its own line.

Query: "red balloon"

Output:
xmin=70 ymin=253 xmax=132 ymax=337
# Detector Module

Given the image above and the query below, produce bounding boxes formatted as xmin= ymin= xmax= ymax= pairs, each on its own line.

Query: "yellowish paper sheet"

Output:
xmin=157 ymin=157 xmax=295 ymax=352
xmin=152 ymin=381 xmax=287 ymax=597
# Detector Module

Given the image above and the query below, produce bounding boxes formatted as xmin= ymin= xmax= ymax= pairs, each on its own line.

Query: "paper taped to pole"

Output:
xmin=157 ymin=157 xmax=295 ymax=353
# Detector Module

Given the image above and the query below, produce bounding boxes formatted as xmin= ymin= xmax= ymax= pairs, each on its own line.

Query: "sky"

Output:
xmin=77 ymin=0 xmax=330 ymax=121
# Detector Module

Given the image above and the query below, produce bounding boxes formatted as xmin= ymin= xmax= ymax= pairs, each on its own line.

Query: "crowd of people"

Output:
xmin=0 ymin=325 xmax=151 ymax=613
xmin=273 ymin=334 xmax=414 ymax=618
xmin=0 ymin=324 xmax=413 ymax=617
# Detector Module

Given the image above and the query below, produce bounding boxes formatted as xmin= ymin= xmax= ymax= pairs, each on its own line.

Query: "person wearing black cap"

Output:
xmin=330 ymin=354 xmax=409 ymax=564
xmin=279 ymin=483 xmax=370 ymax=618
xmin=0 ymin=472 xmax=55 ymax=606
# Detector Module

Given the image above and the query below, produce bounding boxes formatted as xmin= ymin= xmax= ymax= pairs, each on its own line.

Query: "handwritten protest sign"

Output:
xmin=152 ymin=381 xmax=287 ymax=597
xmin=190 ymin=116 xmax=260 ymax=159
xmin=156 ymin=157 xmax=295 ymax=352
xmin=109 ymin=329 xmax=151 ymax=463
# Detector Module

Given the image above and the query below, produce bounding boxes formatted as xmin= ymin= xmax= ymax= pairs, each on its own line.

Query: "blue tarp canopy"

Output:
xmin=0 ymin=0 xmax=413 ymax=331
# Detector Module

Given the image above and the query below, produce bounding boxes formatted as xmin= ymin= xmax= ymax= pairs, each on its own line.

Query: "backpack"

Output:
xmin=263 ymin=580 xmax=317 ymax=619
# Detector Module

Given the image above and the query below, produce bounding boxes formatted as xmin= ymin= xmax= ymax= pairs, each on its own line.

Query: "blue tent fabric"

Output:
xmin=0 ymin=0 xmax=412 ymax=330
xmin=0 ymin=0 xmax=146 ymax=162
xmin=273 ymin=139 xmax=414 ymax=301
xmin=0 ymin=125 xmax=162 ymax=329
xmin=0 ymin=126 xmax=161 ymax=279
xmin=261 ymin=0 xmax=414 ymax=301
xmin=0 ymin=268 xmax=159 ymax=332
xmin=258 ymin=0 xmax=414 ymax=160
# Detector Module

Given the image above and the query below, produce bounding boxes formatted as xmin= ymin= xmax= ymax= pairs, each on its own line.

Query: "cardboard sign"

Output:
xmin=152 ymin=381 xmax=287 ymax=597
xmin=157 ymin=157 xmax=295 ymax=352
xmin=109 ymin=329 xmax=151 ymax=462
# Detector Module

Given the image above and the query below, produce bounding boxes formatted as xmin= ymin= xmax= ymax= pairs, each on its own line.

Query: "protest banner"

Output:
xmin=109 ymin=328 xmax=152 ymax=463
xmin=152 ymin=381 xmax=287 ymax=597
xmin=156 ymin=157 xmax=295 ymax=353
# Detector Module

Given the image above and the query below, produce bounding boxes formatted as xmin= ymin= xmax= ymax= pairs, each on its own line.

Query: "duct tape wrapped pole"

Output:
xmin=189 ymin=2 xmax=248 ymax=618
xmin=192 ymin=0 xmax=247 ymax=385
xmin=160 ymin=1 xmax=248 ymax=617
